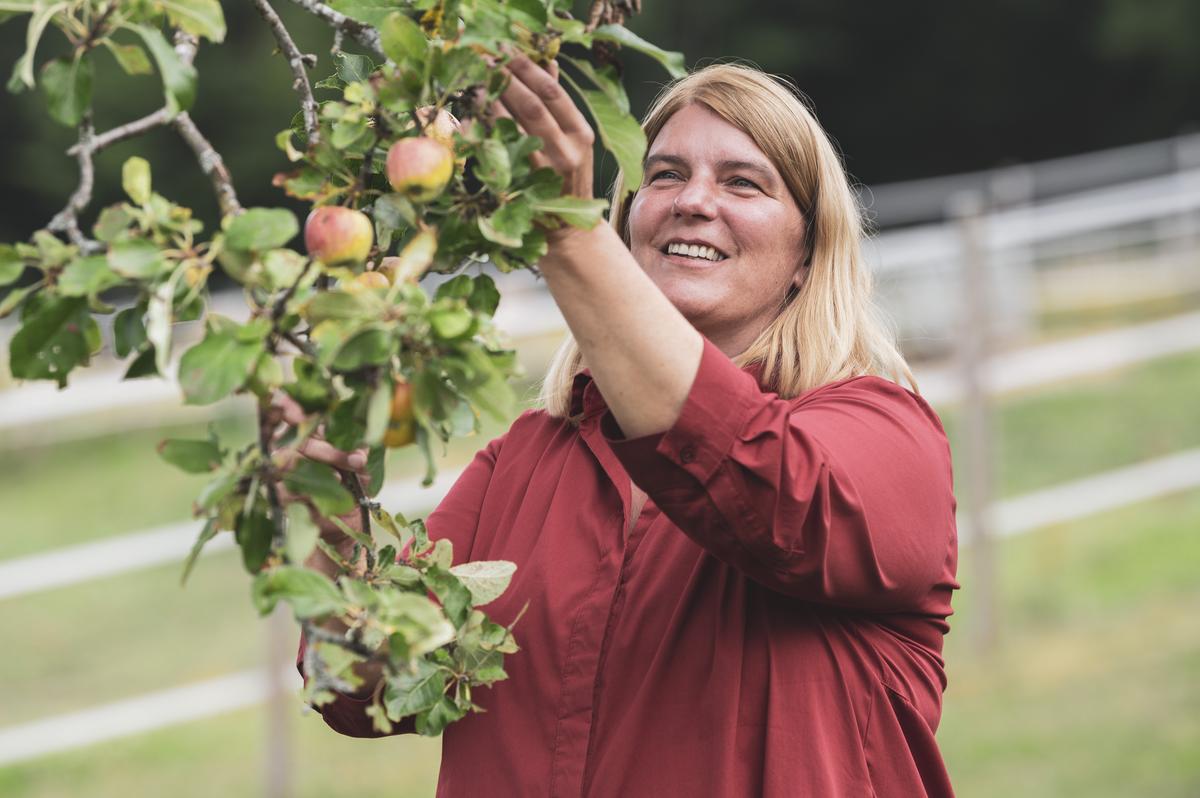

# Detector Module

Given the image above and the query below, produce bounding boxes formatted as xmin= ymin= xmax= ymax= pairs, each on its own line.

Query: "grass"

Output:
xmin=940 ymin=489 xmax=1200 ymax=797
xmin=0 ymin=703 xmax=443 ymax=798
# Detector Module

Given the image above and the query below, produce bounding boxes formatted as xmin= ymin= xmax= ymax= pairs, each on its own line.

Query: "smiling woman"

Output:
xmin=300 ymin=59 xmax=959 ymax=798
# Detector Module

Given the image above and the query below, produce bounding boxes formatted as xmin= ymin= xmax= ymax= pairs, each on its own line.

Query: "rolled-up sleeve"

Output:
xmin=603 ymin=337 xmax=955 ymax=611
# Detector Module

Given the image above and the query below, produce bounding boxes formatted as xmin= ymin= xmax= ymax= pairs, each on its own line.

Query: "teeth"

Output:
xmin=666 ymin=242 xmax=723 ymax=262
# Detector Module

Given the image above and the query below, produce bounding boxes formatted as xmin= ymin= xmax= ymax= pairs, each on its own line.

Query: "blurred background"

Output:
xmin=1 ymin=0 xmax=1198 ymax=795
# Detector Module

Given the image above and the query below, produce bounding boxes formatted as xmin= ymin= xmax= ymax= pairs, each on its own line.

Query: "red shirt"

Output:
xmin=299 ymin=337 xmax=960 ymax=797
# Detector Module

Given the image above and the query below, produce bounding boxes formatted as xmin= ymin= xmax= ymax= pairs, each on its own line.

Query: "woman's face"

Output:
xmin=627 ymin=103 xmax=809 ymax=354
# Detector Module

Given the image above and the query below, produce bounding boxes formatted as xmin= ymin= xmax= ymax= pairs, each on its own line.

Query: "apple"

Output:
xmin=345 ymin=270 xmax=390 ymax=292
xmin=304 ymin=206 xmax=373 ymax=265
xmin=383 ymin=379 xmax=417 ymax=448
xmin=386 ymin=136 xmax=454 ymax=202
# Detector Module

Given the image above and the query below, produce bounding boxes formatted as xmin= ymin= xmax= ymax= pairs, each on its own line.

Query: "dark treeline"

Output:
xmin=2 ymin=0 xmax=1197 ymax=243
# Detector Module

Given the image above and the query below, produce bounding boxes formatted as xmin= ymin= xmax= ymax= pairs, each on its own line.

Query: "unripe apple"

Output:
xmin=344 ymin=270 xmax=390 ymax=293
xmin=304 ymin=206 xmax=373 ymax=265
xmin=383 ymin=379 xmax=417 ymax=448
xmin=386 ymin=137 xmax=454 ymax=203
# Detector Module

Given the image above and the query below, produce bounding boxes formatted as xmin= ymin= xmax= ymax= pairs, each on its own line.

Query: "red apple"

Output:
xmin=304 ymin=206 xmax=373 ymax=265
xmin=386 ymin=136 xmax=454 ymax=202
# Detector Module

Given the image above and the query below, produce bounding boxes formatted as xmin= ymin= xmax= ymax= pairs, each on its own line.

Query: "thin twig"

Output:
xmin=68 ymin=108 xmax=172 ymax=156
xmin=47 ymin=114 xmax=103 ymax=253
xmin=250 ymin=0 xmax=321 ymax=147
xmin=283 ymin=0 xmax=383 ymax=58
xmin=173 ymin=112 xmax=243 ymax=217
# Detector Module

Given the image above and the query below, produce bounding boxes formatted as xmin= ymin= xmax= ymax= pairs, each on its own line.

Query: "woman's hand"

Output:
xmin=492 ymin=54 xmax=598 ymax=244
xmin=269 ymin=392 xmax=371 ymax=553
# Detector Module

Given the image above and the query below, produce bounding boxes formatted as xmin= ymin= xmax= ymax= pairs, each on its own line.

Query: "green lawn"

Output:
xmin=941 ymin=488 xmax=1200 ymax=798
xmin=0 ymin=703 xmax=443 ymax=798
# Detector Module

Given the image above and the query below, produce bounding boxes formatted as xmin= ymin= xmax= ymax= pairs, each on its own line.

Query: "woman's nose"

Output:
xmin=672 ymin=178 xmax=718 ymax=218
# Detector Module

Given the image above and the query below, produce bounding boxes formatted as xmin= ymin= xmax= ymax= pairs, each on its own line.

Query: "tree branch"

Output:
xmin=283 ymin=0 xmax=384 ymax=58
xmin=250 ymin=0 xmax=321 ymax=147
xmin=68 ymin=108 xmax=173 ymax=156
xmin=47 ymin=113 xmax=103 ymax=253
xmin=173 ymin=112 xmax=243 ymax=217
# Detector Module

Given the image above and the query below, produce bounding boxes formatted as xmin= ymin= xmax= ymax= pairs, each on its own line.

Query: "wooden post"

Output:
xmin=266 ymin=605 xmax=294 ymax=798
xmin=948 ymin=189 xmax=998 ymax=654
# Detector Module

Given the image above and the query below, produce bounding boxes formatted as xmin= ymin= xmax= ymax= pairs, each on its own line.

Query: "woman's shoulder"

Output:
xmin=790 ymin=374 xmax=949 ymax=442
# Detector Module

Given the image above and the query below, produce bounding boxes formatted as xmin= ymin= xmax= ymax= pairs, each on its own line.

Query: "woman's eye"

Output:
xmin=650 ymin=170 xmax=680 ymax=182
xmin=731 ymin=177 xmax=760 ymax=190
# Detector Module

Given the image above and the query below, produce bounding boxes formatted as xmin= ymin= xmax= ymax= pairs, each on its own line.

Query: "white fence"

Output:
xmin=2 ymin=133 xmax=1198 ymax=767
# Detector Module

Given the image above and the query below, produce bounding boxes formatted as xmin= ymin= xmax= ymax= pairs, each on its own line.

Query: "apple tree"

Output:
xmin=0 ymin=0 xmax=683 ymax=735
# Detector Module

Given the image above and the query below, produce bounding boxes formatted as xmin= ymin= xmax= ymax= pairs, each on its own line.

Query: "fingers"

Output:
xmin=498 ymin=56 xmax=594 ymax=182
xmin=268 ymin=390 xmax=369 ymax=478
xmin=504 ymin=55 xmax=588 ymax=138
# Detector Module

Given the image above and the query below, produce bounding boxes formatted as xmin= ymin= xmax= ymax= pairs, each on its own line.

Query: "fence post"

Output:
xmin=948 ymin=189 xmax=998 ymax=654
xmin=266 ymin=605 xmax=294 ymax=798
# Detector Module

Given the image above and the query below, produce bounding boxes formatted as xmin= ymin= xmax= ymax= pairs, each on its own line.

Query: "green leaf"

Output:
xmin=331 ymin=326 xmax=391 ymax=369
xmin=422 ymin=566 xmax=472 ymax=626
xmin=478 ymin=199 xmax=533 ymax=247
xmin=379 ymin=11 xmax=427 ymax=64
xmin=40 ymin=54 xmax=93 ymax=127
xmin=365 ymin=445 xmax=385 ymax=498
xmin=467 ymin=274 xmax=500 ymax=315
xmin=365 ymin=381 xmax=391 ymax=446
xmin=122 ymin=156 xmax=152 ymax=205
xmin=429 ymin=305 xmax=474 ymax=340
xmin=560 ymin=55 xmax=627 ymax=113
xmin=530 ymin=194 xmax=609 ymax=229
xmin=281 ymin=459 xmax=355 ymax=517
xmin=93 ymin=205 xmax=134 ymax=242
xmin=473 ymin=139 xmax=511 ymax=192
xmin=8 ymin=1 xmax=67 ymax=92
xmin=448 ymin=559 xmax=516 ymax=606
xmin=225 ymin=207 xmax=299 ymax=251
xmin=58 ymin=255 xmax=121 ymax=297
xmin=333 ymin=52 xmax=374 ymax=84
xmin=415 ymin=695 xmax=465 ymax=736
xmin=562 ymin=72 xmax=646 ymax=199
xmin=0 ymin=282 xmax=37 ymax=319
xmin=592 ymin=24 xmax=687 ymax=79
xmin=103 ymin=40 xmax=153 ymax=75
xmin=113 ymin=306 xmax=147 ymax=358
xmin=179 ymin=519 xmax=218 ymax=586
xmin=252 ymin=565 xmax=347 ymax=619
xmin=129 ymin=23 xmax=198 ymax=115
xmin=383 ymin=657 xmax=446 ymax=718
xmin=157 ymin=437 xmax=223 ymax=473
xmin=159 ymin=0 xmax=226 ymax=43
xmin=0 ymin=244 xmax=26 ymax=286
xmin=178 ymin=328 xmax=264 ymax=405
xmin=235 ymin=507 xmax=274 ymax=574
xmin=8 ymin=296 xmax=90 ymax=386
xmin=107 ymin=239 xmax=164 ymax=279
xmin=328 ymin=0 xmax=402 ymax=27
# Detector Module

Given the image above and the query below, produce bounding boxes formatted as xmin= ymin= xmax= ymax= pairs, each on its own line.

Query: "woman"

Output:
xmin=291 ymin=58 xmax=959 ymax=797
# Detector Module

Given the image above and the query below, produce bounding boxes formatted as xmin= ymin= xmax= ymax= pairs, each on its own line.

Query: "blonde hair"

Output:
xmin=536 ymin=62 xmax=916 ymax=418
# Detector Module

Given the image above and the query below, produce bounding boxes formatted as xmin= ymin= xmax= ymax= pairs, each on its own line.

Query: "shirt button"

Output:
xmin=679 ymin=445 xmax=696 ymax=464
